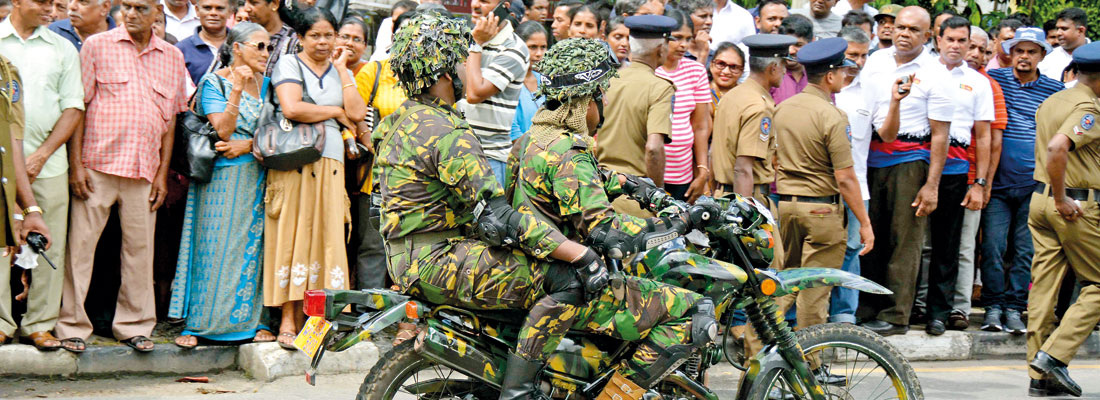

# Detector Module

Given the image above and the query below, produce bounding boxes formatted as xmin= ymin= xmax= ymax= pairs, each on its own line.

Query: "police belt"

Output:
xmin=778 ymin=194 xmax=840 ymax=204
xmin=391 ymin=229 xmax=462 ymax=258
xmin=718 ymin=183 xmax=771 ymax=196
xmin=1033 ymin=182 xmax=1100 ymax=202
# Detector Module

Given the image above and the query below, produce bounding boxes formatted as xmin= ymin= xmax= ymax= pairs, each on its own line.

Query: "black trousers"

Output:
xmin=925 ymin=174 xmax=969 ymax=322
xmin=355 ymin=194 xmax=388 ymax=290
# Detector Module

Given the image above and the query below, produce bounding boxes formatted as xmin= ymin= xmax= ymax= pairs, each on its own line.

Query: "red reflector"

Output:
xmin=405 ymin=301 xmax=419 ymax=320
xmin=303 ymin=290 xmax=328 ymax=317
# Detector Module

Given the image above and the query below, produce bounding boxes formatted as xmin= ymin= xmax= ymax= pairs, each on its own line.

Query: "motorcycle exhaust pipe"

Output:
xmin=415 ymin=323 xmax=506 ymax=388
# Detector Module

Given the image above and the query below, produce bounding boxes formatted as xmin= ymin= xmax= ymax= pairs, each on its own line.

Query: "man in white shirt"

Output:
xmin=919 ymin=16 xmax=993 ymax=336
xmin=1038 ymin=7 xmax=1088 ymax=81
xmin=832 ymin=0 xmax=875 ymax=19
xmin=754 ymin=0 xmax=788 ymax=34
xmin=161 ymin=0 xmax=199 ymax=40
xmin=710 ymin=0 xmax=754 ymax=49
xmin=830 ymin=26 xmax=871 ymax=324
xmin=856 ymin=6 xmax=953 ymax=336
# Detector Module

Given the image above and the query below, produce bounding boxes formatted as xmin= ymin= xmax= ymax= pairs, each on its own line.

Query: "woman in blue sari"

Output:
xmin=169 ymin=22 xmax=275 ymax=348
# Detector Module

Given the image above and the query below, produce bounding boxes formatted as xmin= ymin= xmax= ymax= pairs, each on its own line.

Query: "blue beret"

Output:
xmin=1072 ymin=42 xmax=1100 ymax=71
xmin=742 ymin=34 xmax=797 ymax=59
xmin=624 ymin=15 xmax=678 ymax=39
xmin=797 ymin=37 xmax=857 ymax=73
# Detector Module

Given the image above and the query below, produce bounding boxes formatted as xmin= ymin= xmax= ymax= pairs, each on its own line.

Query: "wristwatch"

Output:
xmin=22 ymin=206 xmax=43 ymax=217
xmin=469 ymin=43 xmax=484 ymax=53
xmin=974 ymin=178 xmax=988 ymax=187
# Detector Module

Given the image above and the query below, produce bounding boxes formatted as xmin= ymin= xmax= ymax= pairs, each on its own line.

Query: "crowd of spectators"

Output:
xmin=0 ymin=0 xmax=1092 ymax=359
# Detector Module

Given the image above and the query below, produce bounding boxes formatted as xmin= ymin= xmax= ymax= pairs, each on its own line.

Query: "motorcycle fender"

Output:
xmin=735 ymin=345 xmax=796 ymax=400
xmin=416 ymin=319 xmax=505 ymax=388
xmin=772 ymin=267 xmax=891 ymax=297
xmin=328 ymin=299 xmax=422 ymax=352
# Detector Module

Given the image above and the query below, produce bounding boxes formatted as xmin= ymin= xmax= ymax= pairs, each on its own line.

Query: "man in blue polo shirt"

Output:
xmin=983 ymin=26 xmax=1063 ymax=335
xmin=176 ymin=0 xmax=230 ymax=85
xmin=48 ymin=0 xmax=116 ymax=51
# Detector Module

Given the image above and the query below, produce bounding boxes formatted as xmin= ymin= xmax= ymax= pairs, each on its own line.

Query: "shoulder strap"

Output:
xmin=293 ymin=56 xmax=315 ymax=104
xmin=368 ymin=61 xmax=382 ymax=107
xmin=376 ymin=103 xmax=432 ymax=159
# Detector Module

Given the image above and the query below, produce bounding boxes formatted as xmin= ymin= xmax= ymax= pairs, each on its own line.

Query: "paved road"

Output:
xmin=2 ymin=359 xmax=1098 ymax=399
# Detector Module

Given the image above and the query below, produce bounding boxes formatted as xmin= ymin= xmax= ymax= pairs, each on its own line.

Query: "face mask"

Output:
xmin=594 ymin=92 xmax=606 ymax=130
xmin=450 ymin=71 xmax=465 ymax=101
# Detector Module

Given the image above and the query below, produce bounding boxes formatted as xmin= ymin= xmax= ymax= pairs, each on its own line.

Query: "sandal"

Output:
xmin=174 ymin=335 xmax=198 ymax=349
xmin=25 ymin=331 xmax=61 ymax=351
xmin=121 ymin=335 xmax=155 ymax=353
xmin=60 ymin=337 xmax=86 ymax=353
xmin=0 ymin=331 xmax=9 ymax=346
xmin=277 ymin=332 xmax=297 ymax=350
xmin=253 ymin=330 xmax=275 ymax=343
xmin=393 ymin=322 xmax=418 ymax=346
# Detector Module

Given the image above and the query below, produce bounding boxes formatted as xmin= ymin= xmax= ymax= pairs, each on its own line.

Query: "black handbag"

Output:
xmin=253 ymin=60 xmax=327 ymax=171
xmin=172 ymin=75 xmax=226 ymax=183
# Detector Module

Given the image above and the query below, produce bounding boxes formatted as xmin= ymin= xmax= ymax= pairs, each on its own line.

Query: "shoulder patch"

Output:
xmin=9 ymin=79 xmax=19 ymax=103
xmin=1080 ymin=114 xmax=1095 ymax=131
xmin=759 ymin=117 xmax=771 ymax=142
xmin=846 ymin=125 xmax=852 ymax=142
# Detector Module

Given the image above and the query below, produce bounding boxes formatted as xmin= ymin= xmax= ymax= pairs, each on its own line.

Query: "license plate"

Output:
xmin=294 ymin=316 xmax=332 ymax=358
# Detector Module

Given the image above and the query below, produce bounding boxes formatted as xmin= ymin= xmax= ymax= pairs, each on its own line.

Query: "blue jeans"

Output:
xmin=488 ymin=159 xmax=508 ymax=187
xmin=830 ymin=200 xmax=866 ymax=323
xmin=979 ymin=185 xmax=1034 ymax=311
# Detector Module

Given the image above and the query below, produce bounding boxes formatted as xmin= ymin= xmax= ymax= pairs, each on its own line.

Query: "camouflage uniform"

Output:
xmin=504 ymin=38 xmax=705 ymax=382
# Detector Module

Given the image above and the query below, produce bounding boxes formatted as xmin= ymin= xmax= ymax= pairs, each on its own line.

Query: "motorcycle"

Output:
xmin=294 ymin=188 xmax=923 ymax=400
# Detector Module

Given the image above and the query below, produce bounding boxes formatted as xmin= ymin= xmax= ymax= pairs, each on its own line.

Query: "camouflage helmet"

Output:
xmin=535 ymin=38 xmax=620 ymax=103
xmin=389 ymin=10 xmax=471 ymax=97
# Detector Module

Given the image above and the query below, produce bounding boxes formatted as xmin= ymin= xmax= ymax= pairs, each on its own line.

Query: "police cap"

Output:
xmin=797 ymin=37 xmax=857 ymax=74
xmin=624 ymin=15 xmax=678 ymax=39
xmin=1072 ymin=41 xmax=1100 ymax=72
xmin=742 ymin=34 xmax=797 ymax=60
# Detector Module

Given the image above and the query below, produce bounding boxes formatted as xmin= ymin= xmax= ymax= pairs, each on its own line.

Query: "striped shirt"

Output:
xmin=967 ymin=67 xmax=1008 ymax=183
xmin=656 ymin=58 xmax=711 ymax=185
xmin=264 ymin=24 xmax=299 ymax=77
xmin=987 ymin=68 xmax=1063 ymax=190
xmin=461 ymin=22 xmax=529 ymax=162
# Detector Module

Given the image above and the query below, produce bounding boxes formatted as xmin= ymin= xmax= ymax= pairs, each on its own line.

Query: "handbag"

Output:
xmin=253 ymin=59 xmax=327 ymax=171
xmin=171 ymin=75 xmax=226 ymax=183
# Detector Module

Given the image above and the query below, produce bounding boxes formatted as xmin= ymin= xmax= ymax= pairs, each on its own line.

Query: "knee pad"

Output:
xmin=688 ymin=298 xmax=718 ymax=347
xmin=544 ymin=263 xmax=585 ymax=306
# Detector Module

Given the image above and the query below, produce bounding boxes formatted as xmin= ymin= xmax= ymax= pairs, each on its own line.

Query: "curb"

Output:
xmin=1 ymin=331 xmax=1095 ymax=379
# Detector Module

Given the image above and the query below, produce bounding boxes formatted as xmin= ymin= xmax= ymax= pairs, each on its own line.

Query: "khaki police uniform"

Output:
xmin=774 ymin=84 xmax=854 ymax=329
xmin=595 ymin=61 xmax=673 ymax=218
xmin=0 ymin=55 xmax=25 ymax=338
xmin=1026 ymin=83 xmax=1100 ymax=378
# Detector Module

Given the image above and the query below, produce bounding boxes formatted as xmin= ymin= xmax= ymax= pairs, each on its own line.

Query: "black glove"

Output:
xmin=620 ymin=175 xmax=664 ymax=210
xmin=572 ymin=248 xmax=609 ymax=301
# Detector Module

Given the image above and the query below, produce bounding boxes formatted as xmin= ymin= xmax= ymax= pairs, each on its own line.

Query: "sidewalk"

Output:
xmin=2 ymin=326 xmax=1097 ymax=381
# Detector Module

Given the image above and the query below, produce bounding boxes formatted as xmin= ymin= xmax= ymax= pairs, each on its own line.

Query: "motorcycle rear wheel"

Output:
xmin=358 ymin=340 xmax=497 ymax=400
xmin=743 ymin=323 xmax=923 ymax=400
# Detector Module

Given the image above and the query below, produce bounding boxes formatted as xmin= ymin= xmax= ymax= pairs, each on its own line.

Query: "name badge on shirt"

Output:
xmin=960 ymin=84 xmax=973 ymax=91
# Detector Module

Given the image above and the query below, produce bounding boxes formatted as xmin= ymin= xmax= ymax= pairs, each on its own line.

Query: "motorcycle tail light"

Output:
xmin=405 ymin=301 xmax=420 ymax=320
xmin=303 ymin=290 xmax=328 ymax=317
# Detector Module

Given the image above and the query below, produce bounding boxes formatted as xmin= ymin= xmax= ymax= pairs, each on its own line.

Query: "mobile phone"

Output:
xmin=897 ymin=76 xmax=911 ymax=95
xmin=491 ymin=0 xmax=511 ymax=25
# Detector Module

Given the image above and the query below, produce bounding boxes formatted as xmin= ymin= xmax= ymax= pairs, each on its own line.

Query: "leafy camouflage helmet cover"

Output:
xmin=389 ymin=11 xmax=472 ymax=97
xmin=535 ymin=38 xmax=619 ymax=102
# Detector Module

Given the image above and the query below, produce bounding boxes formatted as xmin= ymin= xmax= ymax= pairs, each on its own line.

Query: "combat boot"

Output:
xmin=499 ymin=353 xmax=544 ymax=400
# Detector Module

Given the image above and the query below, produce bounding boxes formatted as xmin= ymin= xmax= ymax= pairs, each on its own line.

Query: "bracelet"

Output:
xmin=225 ymin=102 xmax=239 ymax=110
xmin=342 ymin=83 xmax=355 ymax=89
xmin=696 ymin=165 xmax=710 ymax=172
xmin=22 ymin=206 xmax=42 ymax=217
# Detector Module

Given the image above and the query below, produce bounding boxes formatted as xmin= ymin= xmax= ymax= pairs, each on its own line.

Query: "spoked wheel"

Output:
xmin=357 ymin=340 xmax=499 ymax=400
xmin=746 ymin=323 xmax=923 ymax=400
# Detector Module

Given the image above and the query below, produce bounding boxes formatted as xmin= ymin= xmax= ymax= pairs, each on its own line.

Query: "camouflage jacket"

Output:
xmin=373 ymin=98 xmax=566 ymax=257
xmin=506 ymin=129 xmax=650 ymax=242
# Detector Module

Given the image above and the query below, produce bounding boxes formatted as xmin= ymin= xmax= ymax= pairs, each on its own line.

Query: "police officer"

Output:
xmin=375 ymin=12 xmax=609 ymax=400
xmin=595 ymin=15 xmax=676 ymax=218
xmin=1025 ymin=41 xmax=1100 ymax=398
xmin=774 ymin=37 xmax=874 ymax=332
xmin=0 ymin=55 xmax=51 ymax=345
xmin=506 ymin=38 xmax=714 ymax=391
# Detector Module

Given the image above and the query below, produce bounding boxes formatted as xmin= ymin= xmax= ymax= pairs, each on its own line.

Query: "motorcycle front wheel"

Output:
xmin=358 ymin=340 xmax=497 ymax=400
xmin=744 ymin=323 xmax=923 ymax=400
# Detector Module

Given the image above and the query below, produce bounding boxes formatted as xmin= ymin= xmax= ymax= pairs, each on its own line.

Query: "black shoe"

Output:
xmin=1029 ymin=351 xmax=1082 ymax=397
xmin=909 ymin=308 xmax=927 ymax=326
xmin=1030 ymin=378 xmax=1079 ymax=397
xmin=813 ymin=365 xmax=847 ymax=386
xmin=498 ymin=353 xmax=544 ymax=400
xmin=861 ymin=320 xmax=909 ymax=336
xmin=925 ymin=320 xmax=946 ymax=336
xmin=948 ymin=310 xmax=969 ymax=330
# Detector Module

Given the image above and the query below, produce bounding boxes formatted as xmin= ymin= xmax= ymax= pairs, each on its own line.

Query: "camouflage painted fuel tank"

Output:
xmin=624 ymin=237 xmax=750 ymax=302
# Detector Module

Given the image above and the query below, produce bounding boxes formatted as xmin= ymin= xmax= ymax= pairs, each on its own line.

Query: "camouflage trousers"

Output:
xmin=393 ymin=237 xmax=702 ymax=374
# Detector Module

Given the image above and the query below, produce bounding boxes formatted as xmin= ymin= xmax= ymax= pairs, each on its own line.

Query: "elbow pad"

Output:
xmin=473 ymin=197 xmax=524 ymax=247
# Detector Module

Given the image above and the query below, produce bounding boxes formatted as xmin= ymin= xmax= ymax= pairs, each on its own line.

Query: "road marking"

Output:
xmin=914 ymin=364 xmax=1100 ymax=373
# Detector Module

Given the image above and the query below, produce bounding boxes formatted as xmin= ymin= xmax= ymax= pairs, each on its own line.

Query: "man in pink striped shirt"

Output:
xmin=55 ymin=0 xmax=188 ymax=353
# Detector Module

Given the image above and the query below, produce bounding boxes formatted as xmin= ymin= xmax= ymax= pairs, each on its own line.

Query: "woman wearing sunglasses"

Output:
xmin=708 ymin=41 xmax=745 ymax=112
xmin=169 ymin=22 xmax=275 ymax=349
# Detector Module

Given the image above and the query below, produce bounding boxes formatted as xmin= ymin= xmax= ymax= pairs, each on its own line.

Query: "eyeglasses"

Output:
xmin=245 ymin=41 xmax=274 ymax=52
xmin=338 ymin=34 xmax=364 ymax=44
xmin=712 ymin=60 xmax=744 ymax=72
